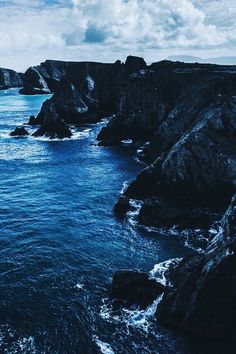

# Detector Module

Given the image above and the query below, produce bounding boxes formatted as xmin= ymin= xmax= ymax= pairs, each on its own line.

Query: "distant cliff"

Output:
xmin=0 ymin=68 xmax=23 ymax=89
xmin=20 ymin=60 xmax=77 ymax=95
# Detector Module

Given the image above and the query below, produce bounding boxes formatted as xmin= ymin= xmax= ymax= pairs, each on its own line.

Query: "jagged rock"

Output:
xmin=0 ymin=68 xmax=23 ymax=89
xmin=33 ymin=100 xmax=72 ymax=139
xmin=10 ymin=127 xmax=29 ymax=136
xmin=157 ymin=194 xmax=236 ymax=339
xmin=111 ymin=270 xmax=165 ymax=308
xmin=122 ymin=94 xmax=236 ymax=214
xmin=26 ymin=115 xmax=40 ymax=125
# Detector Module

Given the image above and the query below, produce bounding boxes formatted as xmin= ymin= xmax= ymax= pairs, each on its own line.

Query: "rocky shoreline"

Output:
xmin=7 ymin=56 xmax=236 ymax=340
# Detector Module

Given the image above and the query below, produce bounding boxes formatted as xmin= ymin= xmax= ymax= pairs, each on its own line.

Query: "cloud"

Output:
xmin=67 ymin=0 xmax=236 ymax=49
xmin=84 ymin=24 xmax=107 ymax=43
xmin=0 ymin=0 xmax=236 ymax=71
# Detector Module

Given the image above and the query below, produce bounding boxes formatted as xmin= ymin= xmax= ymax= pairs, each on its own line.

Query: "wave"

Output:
xmin=75 ymin=283 xmax=84 ymax=290
xmin=149 ymin=258 xmax=182 ymax=286
xmin=138 ymin=222 xmax=220 ymax=253
xmin=3 ymin=127 xmax=92 ymax=142
xmin=100 ymin=294 xmax=163 ymax=335
xmin=93 ymin=336 xmax=115 ymax=354
xmin=126 ymin=199 xmax=143 ymax=227
xmin=120 ymin=181 xmax=129 ymax=194
xmin=0 ymin=325 xmax=37 ymax=353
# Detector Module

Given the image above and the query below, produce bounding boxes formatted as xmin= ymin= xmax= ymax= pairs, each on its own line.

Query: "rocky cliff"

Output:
xmin=0 ymin=68 xmax=23 ymax=89
xmin=30 ymin=56 xmax=147 ymax=138
xmin=18 ymin=57 xmax=236 ymax=210
xmin=107 ymin=61 xmax=236 ymax=216
xmin=111 ymin=194 xmax=236 ymax=340
xmin=20 ymin=60 xmax=77 ymax=95
xmin=158 ymin=194 xmax=236 ymax=339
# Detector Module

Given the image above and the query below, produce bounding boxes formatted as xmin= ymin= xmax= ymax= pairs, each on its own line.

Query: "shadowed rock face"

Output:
xmin=110 ymin=270 xmax=164 ymax=308
xmin=157 ymin=194 xmax=236 ymax=340
xmin=20 ymin=60 xmax=77 ymax=95
xmin=33 ymin=58 xmax=145 ymax=137
xmin=33 ymin=100 xmax=72 ymax=139
xmin=123 ymin=94 xmax=236 ymax=212
xmin=0 ymin=68 xmax=23 ymax=89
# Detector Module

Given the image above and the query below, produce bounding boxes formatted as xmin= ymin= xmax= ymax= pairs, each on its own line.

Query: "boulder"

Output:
xmin=111 ymin=270 xmax=165 ymax=308
xmin=10 ymin=127 xmax=29 ymax=136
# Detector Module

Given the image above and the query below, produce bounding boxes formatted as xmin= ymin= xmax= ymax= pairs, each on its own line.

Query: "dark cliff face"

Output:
xmin=0 ymin=68 xmax=23 ymax=89
xmin=20 ymin=60 xmax=78 ymax=95
xmin=111 ymin=64 xmax=236 ymax=213
xmin=158 ymin=194 xmax=236 ymax=340
xmin=33 ymin=56 xmax=148 ymax=138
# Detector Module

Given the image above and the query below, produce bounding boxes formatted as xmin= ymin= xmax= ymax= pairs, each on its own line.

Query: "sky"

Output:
xmin=0 ymin=0 xmax=235 ymax=71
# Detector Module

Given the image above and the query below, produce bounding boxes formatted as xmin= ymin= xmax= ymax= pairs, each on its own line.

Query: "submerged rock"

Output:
xmin=10 ymin=127 xmax=29 ymax=136
xmin=157 ymin=194 xmax=236 ymax=339
xmin=111 ymin=270 xmax=165 ymax=308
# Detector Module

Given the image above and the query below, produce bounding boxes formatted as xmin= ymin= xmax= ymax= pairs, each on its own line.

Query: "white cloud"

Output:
xmin=0 ymin=0 xmax=235 ymax=71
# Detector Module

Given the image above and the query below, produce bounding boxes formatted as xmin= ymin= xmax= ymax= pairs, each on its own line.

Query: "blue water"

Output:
xmin=0 ymin=89 xmax=233 ymax=353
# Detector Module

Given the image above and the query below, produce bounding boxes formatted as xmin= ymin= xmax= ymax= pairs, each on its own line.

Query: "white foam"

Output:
xmin=75 ymin=283 xmax=84 ymax=290
xmin=141 ymin=224 xmax=212 ymax=253
xmin=28 ymin=128 xmax=91 ymax=142
xmin=126 ymin=199 xmax=143 ymax=226
xmin=87 ymin=76 xmax=95 ymax=91
xmin=93 ymin=336 xmax=115 ymax=354
xmin=100 ymin=294 xmax=163 ymax=333
xmin=120 ymin=181 xmax=129 ymax=194
xmin=121 ymin=139 xmax=133 ymax=144
xmin=149 ymin=258 xmax=182 ymax=286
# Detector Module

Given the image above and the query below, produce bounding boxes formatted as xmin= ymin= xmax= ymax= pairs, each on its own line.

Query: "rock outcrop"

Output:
xmin=109 ymin=195 xmax=236 ymax=339
xmin=111 ymin=270 xmax=164 ymax=308
xmin=33 ymin=100 xmax=72 ymax=139
xmin=10 ymin=127 xmax=29 ymax=136
xmin=0 ymin=68 xmax=23 ymax=89
xmin=99 ymin=62 xmax=236 ymax=219
xmin=18 ymin=58 xmax=236 ymax=201
xmin=20 ymin=60 xmax=77 ymax=95
xmin=30 ymin=57 xmax=145 ymax=137
xmin=157 ymin=194 xmax=236 ymax=340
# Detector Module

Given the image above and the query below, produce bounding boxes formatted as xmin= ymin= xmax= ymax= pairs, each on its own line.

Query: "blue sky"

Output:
xmin=0 ymin=0 xmax=235 ymax=71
